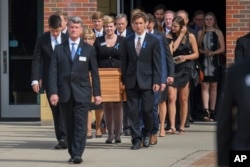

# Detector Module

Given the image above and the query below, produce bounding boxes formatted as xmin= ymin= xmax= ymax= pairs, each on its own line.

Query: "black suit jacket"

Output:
xmin=115 ymin=28 xmax=134 ymax=37
xmin=216 ymin=58 xmax=250 ymax=166
xmin=48 ymin=40 xmax=101 ymax=103
xmin=31 ymin=32 xmax=68 ymax=91
xmin=122 ymin=33 xmax=161 ymax=89
xmin=234 ymin=33 xmax=250 ymax=63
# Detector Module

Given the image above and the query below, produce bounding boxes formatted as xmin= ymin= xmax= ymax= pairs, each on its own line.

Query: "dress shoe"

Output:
xmin=105 ymin=139 xmax=113 ymax=144
xmin=150 ymin=134 xmax=157 ymax=145
xmin=73 ymin=156 xmax=83 ymax=164
xmin=142 ymin=136 xmax=150 ymax=147
xmin=115 ymin=139 xmax=121 ymax=143
xmin=68 ymin=158 xmax=73 ymax=163
xmin=54 ymin=140 xmax=67 ymax=149
xmin=131 ymin=142 xmax=141 ymax=150
xmin=123 ymin=128 xmax=131 ymax=136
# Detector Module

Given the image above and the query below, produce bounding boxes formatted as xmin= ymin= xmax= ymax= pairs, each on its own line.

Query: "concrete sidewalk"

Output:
xmin=0 ymin=122 xmax=216 ymax=167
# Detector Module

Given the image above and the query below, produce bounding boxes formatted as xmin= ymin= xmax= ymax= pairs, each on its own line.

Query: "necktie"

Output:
xmin=136 ymin=37 xmax=141 ymax=55
xmin=71 ymin=43 xmax=76 ymax=60
xmin=55 ymin=38 xmax=59 ymax=45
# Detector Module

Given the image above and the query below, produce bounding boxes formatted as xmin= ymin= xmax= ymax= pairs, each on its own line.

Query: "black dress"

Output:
xmin=170 ymin=33 xmax=193 ymax=87
xmin=199 ymin=31 xmax=220 ymax=82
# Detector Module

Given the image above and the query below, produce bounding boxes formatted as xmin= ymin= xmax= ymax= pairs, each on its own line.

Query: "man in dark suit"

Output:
xmin=234 ymin=33 xmax=250 ymax=63
xmin=115 ymin=13 xmax=133 ymax=136
xmin=146 ymin=13 xmax=174 ymax=145
xmin=49 ymin=16 xmax=101 ymax=164
xmin=115 ymin=13 xmax=133 ymax=37
xmin=31 ymin=14 xmax=68 ymax=149
xmin=122 ymin=12 xmax=162 ymax=150
xmin=216 ymin=58 xmax=250 ymax=166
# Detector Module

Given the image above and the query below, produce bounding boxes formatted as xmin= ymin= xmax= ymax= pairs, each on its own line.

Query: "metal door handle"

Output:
xmin=3 ymin=50 xmax=7 ymax=74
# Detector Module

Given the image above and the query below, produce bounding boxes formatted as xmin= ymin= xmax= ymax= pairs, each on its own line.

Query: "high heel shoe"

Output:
xmin=209 ymin=109 xmax=215 ymax=121
xmin=203 ymin=109 xmax=210 ymax=121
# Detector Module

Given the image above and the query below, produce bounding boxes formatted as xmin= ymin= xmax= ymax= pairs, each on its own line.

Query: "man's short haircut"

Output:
xmin=68 ymin=16 xmax=83 ymax=28
xmin=131 ymin=12 xmax=147 ymax=23
xmin=91 ymin=11 xmax=104 ymax=20
xmin=153 ymin=4 xmax=166 ymax=13
xmin=116 ymin=13 xmax=128 ymax=22
xmin=147 ymin=13 xmax=155 ymax=23
xmin=48 ymin=14 xmax=62 ymax=29
xmin=193 ymin=10 xmax=205 ymax=19
xmin=54 ymin=9 xmax=68 ymax=21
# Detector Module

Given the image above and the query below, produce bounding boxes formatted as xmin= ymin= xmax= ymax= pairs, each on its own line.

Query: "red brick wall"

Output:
xmin=226 ymin=0 xmax=250 ymax=65
xmin=43 ymin=0 xmax=97 ymax=31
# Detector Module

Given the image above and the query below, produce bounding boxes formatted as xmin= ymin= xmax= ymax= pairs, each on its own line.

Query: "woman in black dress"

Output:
xmin=197 ymin=12 xmax=225 ymax=121
xmin=94 ymin=16 xmax=127 ymax=143
xmin=166 ymin=16 xmax=199 ymax=134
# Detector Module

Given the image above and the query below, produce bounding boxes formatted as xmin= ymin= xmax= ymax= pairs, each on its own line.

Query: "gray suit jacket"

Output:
xmin=48 ymin=39 xmax=101 ymax=103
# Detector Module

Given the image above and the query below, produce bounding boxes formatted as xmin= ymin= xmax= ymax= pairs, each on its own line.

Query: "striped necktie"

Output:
xmin=136 ymin=37 xmax=141 ymax=55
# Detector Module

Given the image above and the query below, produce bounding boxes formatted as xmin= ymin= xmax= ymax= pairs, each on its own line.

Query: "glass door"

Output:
xmin=0 ymin=0 xmax=39 ymax=119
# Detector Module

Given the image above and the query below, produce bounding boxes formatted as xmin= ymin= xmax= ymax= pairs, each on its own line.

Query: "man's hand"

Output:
xmin=160 ymin=83 xmax=166 ymax=92
xmin=167 ymin=77 xmax=174 ymax=85
xmin=50 ymin=94 xmax=59 ymax=106
xmin=153 ymin=84 xmax=160 ymax=92
xmin=32 ymin=84 xmax=40 ymax=93
xmin=94 ymin=96 xmax=102 ymax=105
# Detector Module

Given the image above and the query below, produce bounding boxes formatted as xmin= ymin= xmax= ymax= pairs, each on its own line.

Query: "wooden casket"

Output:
xmin=91 ymin=68 xmax=126 ymax=102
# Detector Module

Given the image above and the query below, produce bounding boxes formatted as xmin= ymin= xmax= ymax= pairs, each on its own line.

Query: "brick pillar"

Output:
xmin=226 ymin=0 xmax=250 ymax=65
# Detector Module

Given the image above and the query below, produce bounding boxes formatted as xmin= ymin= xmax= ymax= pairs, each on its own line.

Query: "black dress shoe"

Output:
xmin=131 ymin=142 xmax=141 ymax=150
xmin=55 ymin=140 xmax=67 ymax=149
xmin=68 ymin=158 xmax=73 ymax=162
xmin=142 ymin=136 xmax=150 ymax=147
xmin=123 ymin=128 xmax=131 ymax=136
xmin=115 ymin=139 xmax=121 ymax=143
xmin=105 ymin=139 xmax=113 ymax=144
xmin=73 ymin=156 xmax=83 ymax=164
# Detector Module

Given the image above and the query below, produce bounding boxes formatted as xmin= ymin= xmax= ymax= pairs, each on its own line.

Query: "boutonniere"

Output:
xmin=114 ymin=43 xmax=120 ymax=49
xmin=142 ymin=42 xmax=147 ymax=49
xmin=77 ymin=47 xmax=82 ymax=55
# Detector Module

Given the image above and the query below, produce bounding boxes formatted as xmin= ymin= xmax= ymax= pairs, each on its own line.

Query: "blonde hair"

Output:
xmin=82 ymin=28 xmax=96 ymax=41
xmin=103 ymin=15 xmax=115 ymax=26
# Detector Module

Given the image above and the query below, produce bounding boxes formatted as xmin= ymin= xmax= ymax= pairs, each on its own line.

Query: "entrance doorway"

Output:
xmin=0 ymin=0 xmax=42 ymax=120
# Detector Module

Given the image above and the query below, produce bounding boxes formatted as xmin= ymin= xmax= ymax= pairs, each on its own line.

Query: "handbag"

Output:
xmin=191 ymin=60 xmax=204 ymax=86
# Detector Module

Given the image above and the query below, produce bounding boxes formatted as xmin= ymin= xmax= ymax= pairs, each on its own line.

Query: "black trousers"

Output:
xmin=46 ymin=93 xmax=66 ymax=142
xmin=60 ymin=97 xmax=89 ymax=158
xmin=126 ymin=83 xmax=154 ymax=143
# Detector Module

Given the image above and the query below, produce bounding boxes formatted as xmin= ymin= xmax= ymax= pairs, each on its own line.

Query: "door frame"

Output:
xmin=0 ymin=0 xmax=39 ymax=119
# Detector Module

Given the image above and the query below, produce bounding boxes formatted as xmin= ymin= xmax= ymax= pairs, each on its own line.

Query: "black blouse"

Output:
xmin=94 ymin=36 xmax=126 ymax=68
